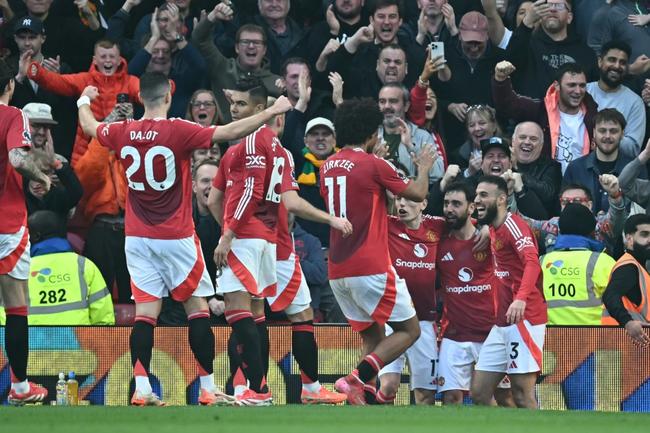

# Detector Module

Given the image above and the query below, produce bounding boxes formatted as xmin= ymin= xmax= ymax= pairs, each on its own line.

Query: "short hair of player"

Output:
xmin=559 ymin=183 xmax=593 ymax=202
xmin=600 ymin=40 xmax=631 ymax=59
xmin=334 ymin=98 xmax=383 ymax=147
xmin=192 ymin=158 xmax=219 ymax=180
xmin=555 ymin=62 xmax=586 ymax=83
xmin=0 ymin=59 xmax=13 ymax=96
xmin=281 ymin=57 xmax=310 ymax=77
xmin=594 ymin=108 xmax=627 ymax=131
xmin=28 ymin=210 xmax=66 ymax=243
xmin=477 ymin=175 xmax=508 ymax=196
xmin=139 ymin=72 xmax=171 ymax=106
xmin=624 ymin=213 xmax=650 ymax=235
xmin=444 ymin=181 xmax=476 ymax=203
xmin=235 ymin=77 xmax=268 ymax=108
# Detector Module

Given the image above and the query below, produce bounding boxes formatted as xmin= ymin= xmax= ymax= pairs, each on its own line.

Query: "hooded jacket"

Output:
xmin=27 ymin=58 xmax=140 ymax=166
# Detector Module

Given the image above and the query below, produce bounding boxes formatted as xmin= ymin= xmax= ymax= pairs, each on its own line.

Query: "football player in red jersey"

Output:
xmin=77 ymin=72 xmax=294 ymax=406
xmin=471 ymin=175 xmax=547 ymax=409
xmin=437 ymin=181 xmax=513 ymax=406
xmin=375 ymin=195 xmax=444 ymax=405
xmin=209 ymin=81 xmax=351 ymax=405
xmin=320 ymin=98 xmax=437 ymax=405
xmin=0 ymin=60 xmax=50 ymax=405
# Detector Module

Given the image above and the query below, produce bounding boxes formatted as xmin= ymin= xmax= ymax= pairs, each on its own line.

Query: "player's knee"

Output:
xmin=494 ymin=389 xmax=515 ymax=408
xmin=511 ymin=386 xmax=535 ymax=408
xmin=378 ymin=377 xmax=399 ymax=399
xmin=414 ymin=389 xmax=435 ymax=405
xmin=469 ymin=383 xmax=491 ymax=405
xmin=442 ymin=391 xmax=464 ymax=405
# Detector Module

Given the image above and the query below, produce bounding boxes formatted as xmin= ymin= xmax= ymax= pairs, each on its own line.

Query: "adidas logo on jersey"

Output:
xmin=398 ymin=233 xmax=411 ymax=240
xmin=509 ymin=360 xmax=518 ymax=369
xmin=441 ymin=252 xmax=454 ymax=262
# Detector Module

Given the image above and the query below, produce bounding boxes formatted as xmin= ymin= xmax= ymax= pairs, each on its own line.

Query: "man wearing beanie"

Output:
xmin=540 ymin=203 xmax=615 ymax=325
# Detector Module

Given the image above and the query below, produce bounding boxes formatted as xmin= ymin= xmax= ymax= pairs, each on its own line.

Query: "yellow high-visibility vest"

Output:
xmin=541 ymin=249 xmax=615 ymax=325
xmin=27 ymin=252 xmax=115 ymax=325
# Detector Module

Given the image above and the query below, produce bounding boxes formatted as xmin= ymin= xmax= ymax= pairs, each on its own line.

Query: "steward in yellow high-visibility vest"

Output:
xmin=25 ymin=211 xmax=115 ymax=325
xmin=541 ymin=203 xmax=615 ymax=324
xmin=602 ymin=214 xmax=650 ymax=346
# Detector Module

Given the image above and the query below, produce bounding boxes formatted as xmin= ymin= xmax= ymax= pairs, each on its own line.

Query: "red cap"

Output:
xmin=459 ymin=11 xmax=488 ymax=43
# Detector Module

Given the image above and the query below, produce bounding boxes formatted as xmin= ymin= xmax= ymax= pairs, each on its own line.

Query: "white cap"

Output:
xmin=23 ymin=103 xmax=58 ymax=125
xmin=304 ymin=117 xmax=335 ymax=137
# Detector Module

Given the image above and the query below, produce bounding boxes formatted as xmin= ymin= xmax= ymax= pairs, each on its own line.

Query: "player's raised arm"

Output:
xmin=212 ymin=96 xmax=293 ymax=142
xmin=282 ymin=190 xmax=353 ymax=237
xmin=77 ymin=86 xmax=101 ymax=138
xmin=399 ymin=144 xmax=437 ymax=201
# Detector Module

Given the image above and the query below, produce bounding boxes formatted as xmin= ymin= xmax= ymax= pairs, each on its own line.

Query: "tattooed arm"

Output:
xmin=8 ymin=147 xmax=51 ymax=192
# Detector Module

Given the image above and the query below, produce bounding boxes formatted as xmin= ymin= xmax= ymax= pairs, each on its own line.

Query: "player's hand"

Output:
xmin=412 ymin=143 xmax=438 ymax=173
xmin=81 ymin=85 xmax=99 ymax=100
xmin=625 ymin=320 xmax=650 ymax=347
xmin=213 ymin=235 xmax=233 ymax=270
xmin=330 ymin=216 xmax=353 ymax=237
xmin=208 ymin=298 xmax=226 ymax=316
xmin=506 ymin=299 xmax=526 ymax=324
xmin=494 ymin=61 xmax=516 ymax=82
xmin=268 ymin=95 xmax=293 ymax=115
xmin=472 ymin=225 xmax=490 ymax=252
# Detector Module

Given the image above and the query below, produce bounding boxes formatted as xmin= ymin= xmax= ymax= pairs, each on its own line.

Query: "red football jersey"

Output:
xmin=320 ymin=148 xmax=410 ymax=278
xmin=490 ymin=212 xmax=547 ymax=326
xmin=437 ymin=234 xmax=498 ymax=342
xmin=96 ymin=118 xmax=215 ymax=239
xmin=276 ymin=148 xmax=299 ymax=260
xmin=0 ymin=105 xmax=32 ymax=234
xmin=221 ymin=126 xmax=295 ymax=243
xmin=388 ymin=215 xmax=445 ymax=321
xmin=212 ymin=145 xmax=237 ymax=192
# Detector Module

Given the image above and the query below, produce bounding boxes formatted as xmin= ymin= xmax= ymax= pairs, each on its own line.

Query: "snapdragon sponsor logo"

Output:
xmin=446 ymin=284 xmax=492 ymax=294
xmin=495 ymin=270 xmax=510 ymax=278
xmin=395 ymin=258 xmax=435 ymax=270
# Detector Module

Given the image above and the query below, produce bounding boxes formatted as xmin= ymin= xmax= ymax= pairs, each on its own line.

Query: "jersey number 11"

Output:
xmin=324 ymin=176 xmax=347 ymax=218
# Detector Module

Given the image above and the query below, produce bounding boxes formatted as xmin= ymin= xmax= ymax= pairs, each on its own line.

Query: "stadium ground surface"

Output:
xmin=2 ymin=405 xmax=650 ymax=433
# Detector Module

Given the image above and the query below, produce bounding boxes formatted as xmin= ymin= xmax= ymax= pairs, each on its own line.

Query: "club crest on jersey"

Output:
xmin=413 ymin=243 xmax=428 ymax=258
xmin=437 ymin=376 xmax=445 ymax=387
xmin=473 ymin=250 xmax=487 ymax=262
xmin=426 ymin=230 xmax=438 ymax=242
xmin=494 ymin=238 xmax=504 ymax=251
xmin=245 ymin=155 xmax=266 ymax=169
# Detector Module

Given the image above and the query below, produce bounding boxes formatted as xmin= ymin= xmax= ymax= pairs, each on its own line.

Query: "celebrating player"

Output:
xmin=376 ymin=195 xmax=445 ymax=405
xmin=208 ymin=81 xmax=352 ymax=406
xmin=0 ymin=60 xmax=51 ymax=405
xmin=321 ymin=98 xmax=436 ymax=405
xmin=471 ymin=175 xmax=547 ymax=409
xmin=436 ymin=181 xmax=513 ymax=406
xmin=77 ymin=72 xmax=293 ymax=406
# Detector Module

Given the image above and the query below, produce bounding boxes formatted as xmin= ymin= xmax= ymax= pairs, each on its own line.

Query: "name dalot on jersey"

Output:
xmin=130 ymin=130 xmax=159 ymax=141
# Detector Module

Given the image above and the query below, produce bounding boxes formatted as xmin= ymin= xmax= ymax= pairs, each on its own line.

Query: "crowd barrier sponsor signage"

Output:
xmin=0 ymin=326 xmax=648 ymax=411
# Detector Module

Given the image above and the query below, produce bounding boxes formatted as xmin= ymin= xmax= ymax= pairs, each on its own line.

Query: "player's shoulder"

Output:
xmin=422 ymin=214 xmax=446 ymax=227
xmin=503 ymin=212 xmax=532 ymax=237
xmin=1 ymin=105 xmax=23 ymax=117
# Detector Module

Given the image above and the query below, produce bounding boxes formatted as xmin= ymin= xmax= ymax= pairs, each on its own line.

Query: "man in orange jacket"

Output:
xmin=26 ymin=38 xmax=140 ymax=166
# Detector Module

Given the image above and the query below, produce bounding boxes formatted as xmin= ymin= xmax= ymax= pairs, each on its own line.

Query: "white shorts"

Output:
xmin=475 ymin=321 xmax=546 ymax=374
xmin=437 ymin=338 xmax=511 ymax=392
xmin=216 ymin=238 xmax=277 ymax=297
xmin=267 ymin=253 xmax=312 ymax=315
xmin=379 ymin=320 xmax=438 ymax=391
xmin=125 ymin=234 xmax=214 ymax=303
xmin=330 ymin=267 xmax=416 ymax=331
xmin=0 ymin=226 xmax=30 ymax=280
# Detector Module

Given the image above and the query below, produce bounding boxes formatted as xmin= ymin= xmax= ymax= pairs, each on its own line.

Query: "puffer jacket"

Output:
xmin=27 ymin=58 xmax=140 ymax=166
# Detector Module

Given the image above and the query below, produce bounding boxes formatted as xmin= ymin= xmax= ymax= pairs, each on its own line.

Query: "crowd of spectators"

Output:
xmin=1 ymin=0 xmax=650 ymax=326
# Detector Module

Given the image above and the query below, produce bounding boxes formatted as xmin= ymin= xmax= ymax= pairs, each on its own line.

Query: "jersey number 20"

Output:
xmin=121 ymin=145 xmax=176 ymax=191
xmin=324 ymin=176 xmax=347 ymax=218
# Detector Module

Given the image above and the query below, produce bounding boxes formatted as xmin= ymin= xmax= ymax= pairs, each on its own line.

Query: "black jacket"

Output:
xmin=506 ymin=24 xmax=598 ymax=99
xmin=24 ymin=161 xmax=83 ymax=219
xmin=517 ymin=157 xmax=563 ymax=218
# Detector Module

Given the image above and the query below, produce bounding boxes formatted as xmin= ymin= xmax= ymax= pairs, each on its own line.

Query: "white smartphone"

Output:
xmin=430 ymin=42 xmax=445 ymax=61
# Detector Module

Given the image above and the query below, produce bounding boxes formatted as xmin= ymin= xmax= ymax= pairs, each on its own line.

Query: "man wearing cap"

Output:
xmin=21 ymin=102 xmax=83 ymax=220
xmin=7 ymin=16 xmax=76 ymax=159
xmin=436 ymin=11 xmax=506 ymax=154
xmin=540 ymin=203 xmax=615 ymax=325
xmin=295 ymin=117 xmax=339 ymax=248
